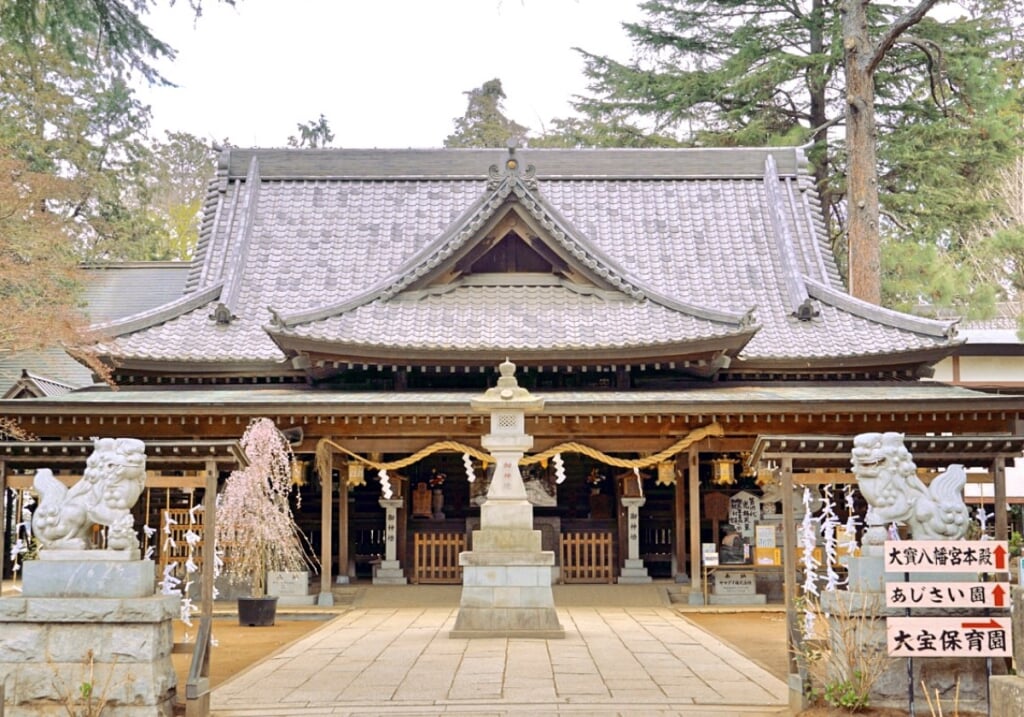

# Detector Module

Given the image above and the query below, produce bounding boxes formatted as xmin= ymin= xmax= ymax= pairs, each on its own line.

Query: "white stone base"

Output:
xmin=709 ymin=593 xmax=767 ymax=605
xmin=38 ymin=548 xmax=140 ymax=561
xmin=373 ymin=560 xmax=407 ymax=585
xmin=0 ymin=593 xmax=179 ymax=716
xmin=266 ymin=570 xmax=316 ymax=605
xmin=22 ymin=558 xmax=155 ymax=598
xmin=274 ymin=593 xmax=317 ymax=606
xmin=452 ymin=550 xmax=564 ymax=639
xmin=618 ymin=559 xmax=652 ymax=584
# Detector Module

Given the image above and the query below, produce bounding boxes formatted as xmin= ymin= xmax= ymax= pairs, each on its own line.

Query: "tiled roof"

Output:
xmin=2 ymin=383 xmax=1015 ymax=413
xmin=2 ymin=370 xmax=77 ymax=399
xmin=271 ymin=280 xmax=755 ymax=362
xmin=0 ymin=263 xmax=190 ymax=393
xmin=92 ymin=146 xmax=958 ymax=373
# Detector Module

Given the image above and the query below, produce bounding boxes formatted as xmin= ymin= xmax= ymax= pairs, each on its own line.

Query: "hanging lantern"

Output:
xmin=290 ymin=459 xmax=308 ymax=487
xmin=347 ymin=462 xmax=366 ymax=487
xmin=656 ymin=462 xmax=676 ymax=486
xmin=756 ymin=466 xmax=776 ymax=487
xmin=711 ymin=457 xmax=737 ymax=486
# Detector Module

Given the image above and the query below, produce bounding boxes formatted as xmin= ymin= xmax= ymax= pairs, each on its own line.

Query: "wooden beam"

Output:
xmin=791 ymin=470 xmax=997 ymax=485
xmin=5 ymin=473 xmax=208 ymax=490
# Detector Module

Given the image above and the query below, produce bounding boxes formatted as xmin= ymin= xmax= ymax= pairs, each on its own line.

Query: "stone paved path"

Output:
xmin=210 ymin=605 xmax=789 ymax=716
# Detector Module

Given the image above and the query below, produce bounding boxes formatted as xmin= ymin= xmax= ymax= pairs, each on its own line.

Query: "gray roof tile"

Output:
xmin=93 ymin=147 xmax=956 ymax=371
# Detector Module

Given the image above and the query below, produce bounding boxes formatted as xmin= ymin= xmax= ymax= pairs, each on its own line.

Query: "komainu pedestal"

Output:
xmin=0 ymin=438 xmax=179 ymax=715
xmin=0 ymin=556 xmax=178 ymax=716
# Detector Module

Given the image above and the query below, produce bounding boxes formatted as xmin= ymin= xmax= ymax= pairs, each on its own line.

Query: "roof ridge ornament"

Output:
xmin=209 ymin=302 xmax=236 ymax=325
xmin=488 ymin=139 xmax=537 ymax=191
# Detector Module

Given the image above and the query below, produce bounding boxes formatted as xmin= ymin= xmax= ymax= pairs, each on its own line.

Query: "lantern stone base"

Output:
xmin=451 ymin=551 xmax=563 ymax=639
xmin=452 ymin=500 xmax=564 ymax=639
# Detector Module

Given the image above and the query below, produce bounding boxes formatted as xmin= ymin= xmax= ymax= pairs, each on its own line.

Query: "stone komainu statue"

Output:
xmin=31 ymin=437 xmax=147 ymax=551
xmin=850 ymin=432 xmax=970 ymax=540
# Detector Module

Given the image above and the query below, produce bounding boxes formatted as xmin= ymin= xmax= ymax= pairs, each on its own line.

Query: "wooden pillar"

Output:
xmin=780 ymin=456 xmax=798 ymax=675
xmin=616 ymin=477 xmax=627 ymax=570
xmin=201 ymin=460 xmax=217 ymax=621
xmin=616 ymin=366 xmax=630 ymax=389
xmin=993 ymin=456 xmax=1008 ymax=542
xmin=687 ymin=447 xmax=702 ymax=602
xmin=0 ymin=459 xmax=6 ymax=597
xmin=337 ymin=460 xmax=350 ymax=583
xmin=673 ymin=455 xmax=689 ymax=583
xmin=318 ymin=459 xmax=334 ymax=604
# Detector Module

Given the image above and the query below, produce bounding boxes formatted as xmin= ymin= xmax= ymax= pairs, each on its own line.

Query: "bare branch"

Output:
xmin=868 ymin=0 xmax=940 ymax=74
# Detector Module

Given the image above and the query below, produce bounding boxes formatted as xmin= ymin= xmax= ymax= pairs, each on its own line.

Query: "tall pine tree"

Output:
xmin=445 ymin=79 xmax=529 ymax=148
xmin=557 ymin=0 xmax=1023 ymax=317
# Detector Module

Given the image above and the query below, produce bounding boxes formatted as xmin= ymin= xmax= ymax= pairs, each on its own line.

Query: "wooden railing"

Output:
xmin=560 ymin=530 xmax=615 ymax=583
xmin=411 ymin=532 xmax=465 ymax=584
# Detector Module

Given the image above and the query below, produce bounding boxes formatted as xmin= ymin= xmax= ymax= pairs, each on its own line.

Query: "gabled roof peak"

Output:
xmin=487 ymin=143 xmax=537 ymax=191
xmin=271 ymin=161 xmax=749 ymax=331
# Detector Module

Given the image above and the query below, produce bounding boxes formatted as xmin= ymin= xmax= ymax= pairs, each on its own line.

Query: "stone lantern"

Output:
xmin=451 ymin=359 xmax=564 ymax=638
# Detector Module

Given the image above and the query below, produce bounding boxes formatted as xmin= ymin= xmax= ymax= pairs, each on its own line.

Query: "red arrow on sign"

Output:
xmin=962 ymin=619 xmax=1004 ymax=630
xmin=992 ymin=584 xmax=1006 ymax=607
xmin=993 ymin=544 xmax=1007 ymax=570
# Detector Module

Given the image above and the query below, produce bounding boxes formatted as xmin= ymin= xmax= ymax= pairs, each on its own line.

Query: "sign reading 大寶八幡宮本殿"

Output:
xmin=883 ymin=540 xmax=1009 ymax=573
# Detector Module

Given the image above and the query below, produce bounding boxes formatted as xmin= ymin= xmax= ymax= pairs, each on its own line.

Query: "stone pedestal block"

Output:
xmin=373 ymin=559 xmax=408 ymax=585
xmin=23 ymin=557 xmax=155 ymax=598
xmin=452 ymin=549 xmax=563 ymax=639
xmin=0 ymin=592 xmax=179 ymax=716
xmin=267 ymin=570 xmax=315 ymax=606
xmin=990 ymin=676 xmax=1024 ymax=716
xmin=618 ymin=558 xmax=653 ymax=584
xmin=819 ymin=587 xmax=1003 ymax=714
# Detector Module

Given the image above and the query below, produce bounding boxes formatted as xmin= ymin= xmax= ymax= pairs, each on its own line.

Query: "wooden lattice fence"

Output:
xmin=560 ymin=530 xmax=615 ymax=583
xmin=411 ymin=532 xmax=465 ymax=584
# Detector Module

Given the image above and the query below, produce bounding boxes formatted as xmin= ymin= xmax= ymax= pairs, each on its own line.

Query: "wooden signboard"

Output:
xmin=883 ymin=540 xmax=1010 ymax=573
xmin=412 ymin=483 xmax=432 ymax=518
xmin=884 ymin=540 xmax=1012 ymax=658
xmin=887 ymin=616 xmax=1012 ymax=657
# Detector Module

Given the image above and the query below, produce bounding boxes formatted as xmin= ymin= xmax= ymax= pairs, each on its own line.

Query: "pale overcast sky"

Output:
xmin=138 ymin=0 xmax=644 ymax=148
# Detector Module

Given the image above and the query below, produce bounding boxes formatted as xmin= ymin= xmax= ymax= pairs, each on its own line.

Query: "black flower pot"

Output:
xmin=237 ymin=596 xmax=278 ymax=627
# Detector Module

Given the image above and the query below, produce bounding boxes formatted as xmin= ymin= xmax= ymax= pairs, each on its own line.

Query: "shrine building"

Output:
xmin=2 ymin=145 xmax=1022 ymax=602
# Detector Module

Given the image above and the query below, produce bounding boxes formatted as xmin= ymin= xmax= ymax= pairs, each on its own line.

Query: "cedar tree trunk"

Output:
xmin=841 ymin=0 xmax=939 ymax=305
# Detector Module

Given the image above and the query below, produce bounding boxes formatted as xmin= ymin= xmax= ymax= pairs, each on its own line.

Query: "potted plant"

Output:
xmin=216 ymin=417 xmax=316 ymax=626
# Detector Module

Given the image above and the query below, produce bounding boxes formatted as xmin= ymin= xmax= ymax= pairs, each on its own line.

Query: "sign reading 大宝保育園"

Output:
xmin=884 ymin=540 xmax=1012 ymax=658
xmin=886 ymin=616 xmax=1012 ymax=657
